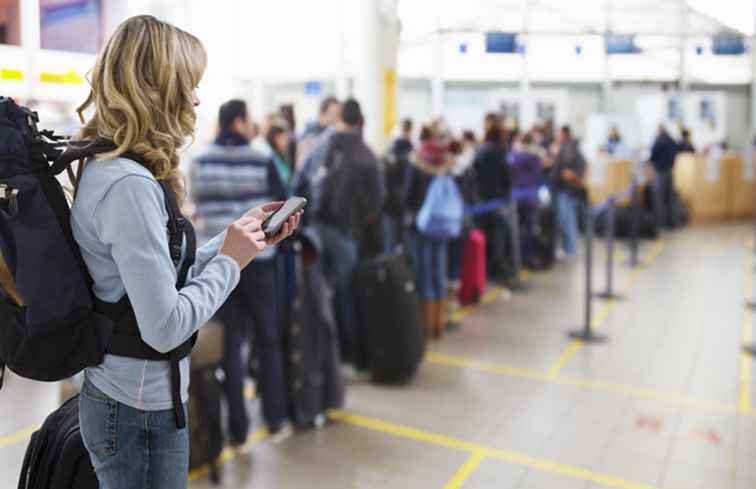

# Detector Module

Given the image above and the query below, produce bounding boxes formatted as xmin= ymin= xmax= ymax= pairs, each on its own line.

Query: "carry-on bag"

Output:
xmin=18 ymin=395 xmax=98 ymax=489
xmin=284 ymin=230 xmax=345 ymax=427
xmin=353 ymin=253 xmax=425 ymax=383
xmin=459 ymin=229 xmax=487 ymax=305
xmin=188 ymin=320 xmax=225 ymax=484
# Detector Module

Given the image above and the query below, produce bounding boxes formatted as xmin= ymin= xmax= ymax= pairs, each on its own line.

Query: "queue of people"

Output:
xmin=185 ymin=93 xmax=598 ymax=471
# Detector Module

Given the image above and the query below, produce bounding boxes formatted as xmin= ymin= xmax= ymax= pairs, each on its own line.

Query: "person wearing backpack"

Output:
xmin=301 ymin=99 xmax=385 ymax=368
xmin=406 ymin=124 xmax=463 ymax=340
xmin=61 ymin=16 xmax=300 ymax=489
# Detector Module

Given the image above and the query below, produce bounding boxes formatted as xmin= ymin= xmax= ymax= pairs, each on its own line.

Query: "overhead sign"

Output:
xmin=485 ymin=32 xmax=517 ymax=54
xmin=304 ymin=81 xmax=322 ymax=96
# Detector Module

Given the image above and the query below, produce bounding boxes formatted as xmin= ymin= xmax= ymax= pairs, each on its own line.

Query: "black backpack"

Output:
xmin=0 ymin=96 xmax=196 ymax=429
xmin=318 ymin=137 xmax=385 ymax=236
xmin=18 ymin=394 xmax=97 ymax=489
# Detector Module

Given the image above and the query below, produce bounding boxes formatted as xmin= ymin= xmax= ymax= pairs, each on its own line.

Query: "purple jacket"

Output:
xmin=507 ymin=148 xmax=543 ymax=203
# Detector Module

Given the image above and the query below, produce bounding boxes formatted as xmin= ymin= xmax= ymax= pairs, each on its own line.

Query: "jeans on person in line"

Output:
xmin=556 ymin=191 xmax=580 ymax=256
xmin=79 ymin=377 xmax=189 ymax=489
xmin=412 ymin=231 xmax=448 ymax=301
xmin=317 ymin=223 xmax=360 ymax=366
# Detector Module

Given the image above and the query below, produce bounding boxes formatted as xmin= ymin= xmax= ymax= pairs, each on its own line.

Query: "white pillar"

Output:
xmin=431 ymin=32 xmax=444 ymax=117
xmin=20 ymin=0 xmax=40 ymax=100
xmin=352 ymin=0 xmax=400 ymax=151
xmin=679 ymin=0 xmax=690 ymax=125
xmin=519 ymin=3 xmax=532 ymax=129
xmin=751 ymin=5 xmax=756 ymax=133
xmin=519 ymin=35 xmax=532 ymax=129
xmin=601 ymin=0 xmax=612 ymax=113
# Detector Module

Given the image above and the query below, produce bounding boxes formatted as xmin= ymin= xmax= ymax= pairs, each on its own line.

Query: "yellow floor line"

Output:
xmin=452 ymin=287 xmax=504 ymax=322
xmin=546 ymin=340 xmax=582 ymax=379
xmin=330 ymin=410 xmax=659 ymax=489
xmin=426 ymin=352 xmax=549 ymax=382
xmin=442 ymin=451 xmax=486 ymax=489
xmin=188 ymin=428 xmax=268 ymax=483
xmin=0 ymin=425 xmax=38 ymax=450
xmin=426 ymin=352 xmax=741 ymax=416
xmin=740 ymin=254 xmax=754 ymax=413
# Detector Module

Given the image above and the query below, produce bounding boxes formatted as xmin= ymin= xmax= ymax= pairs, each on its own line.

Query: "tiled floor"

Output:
xmin=1 ymin=224 xmax=753 ymax=488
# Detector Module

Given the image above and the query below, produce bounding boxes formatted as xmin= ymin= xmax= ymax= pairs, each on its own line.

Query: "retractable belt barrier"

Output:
xmin=568 ymin=180 xmax=638 ymax=344
xmin=463 ymin=187 xmax=543 ymax=292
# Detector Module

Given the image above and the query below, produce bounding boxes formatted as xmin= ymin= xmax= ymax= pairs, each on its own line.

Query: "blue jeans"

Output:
xmin=412 ymin=232 xmax=448 ymax=300
xmin=79 ymin=377 xmax=189 ymax=489
xmin=317 ymin=223 xmax=360 ymax=366
xmin=556 ymin=191 xmax=579 ymax=256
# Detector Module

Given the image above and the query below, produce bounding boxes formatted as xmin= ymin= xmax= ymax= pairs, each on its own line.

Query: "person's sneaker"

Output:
xmin=313 ymin=413 xmax=328 ymax=430
xmin=231 ymin=440 xmax=253 ymax=455
xmin=269 ymin=422 xmax=294 ymax=444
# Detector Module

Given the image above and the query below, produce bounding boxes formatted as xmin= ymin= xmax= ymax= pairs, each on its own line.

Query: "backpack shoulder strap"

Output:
xmin=158 ymin=180 xmax=196 ymax=288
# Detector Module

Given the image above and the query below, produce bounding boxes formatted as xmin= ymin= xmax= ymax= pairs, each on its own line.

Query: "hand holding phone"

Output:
xmin=262 ymin=197 xmax=307 ymax=238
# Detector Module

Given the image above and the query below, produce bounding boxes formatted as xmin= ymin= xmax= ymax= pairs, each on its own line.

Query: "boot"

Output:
xmin=421 ymin=300 xmax=435 ymax=340
xmin=434 ymin=299 xmax=446 ymax=341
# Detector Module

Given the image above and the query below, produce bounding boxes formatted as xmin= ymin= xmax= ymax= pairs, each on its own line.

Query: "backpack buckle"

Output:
xmin=171 ymin=244 xmax=182 ymax=263
xmin=0 ymin=185 xmax=19 ymax=217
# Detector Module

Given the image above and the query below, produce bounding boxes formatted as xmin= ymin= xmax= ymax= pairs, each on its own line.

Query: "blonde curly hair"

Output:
xmin=75 ymin=15 xmax=207 ymax=202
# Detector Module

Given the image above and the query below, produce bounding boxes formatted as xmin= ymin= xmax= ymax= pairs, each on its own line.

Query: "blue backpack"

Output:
xmin=416 ymin=174 xmax=464 ymax=240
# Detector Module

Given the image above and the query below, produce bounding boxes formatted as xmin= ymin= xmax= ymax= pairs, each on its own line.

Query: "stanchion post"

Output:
xmin=507 ymin=200 xmax=530 ymax=293
xmin=596 ymin=197 xmax=623 ymax=301
xmin=628 ymin=181 xmax=640 ymax=268
xmin=568 ymin=203 xmax=608 ymax=342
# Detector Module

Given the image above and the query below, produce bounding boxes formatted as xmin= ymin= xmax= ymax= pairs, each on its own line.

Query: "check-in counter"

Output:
xmin=673 ymin=152 xmax=754 ymax=222
xmin=587 ymin=157 xmax=633 ymax=206
xmin=728 ymin=154 xmax=756 ymax=220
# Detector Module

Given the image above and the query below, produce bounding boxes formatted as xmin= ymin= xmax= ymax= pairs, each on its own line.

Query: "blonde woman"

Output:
xmin=70 ymin=16 xmax=300 ymax=488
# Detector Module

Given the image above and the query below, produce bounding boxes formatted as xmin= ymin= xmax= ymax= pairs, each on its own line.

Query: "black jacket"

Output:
xmin=650 ymin=132 xmax=678 ymax=173
xmin=473 ymin=142 xmax=511 ymax=201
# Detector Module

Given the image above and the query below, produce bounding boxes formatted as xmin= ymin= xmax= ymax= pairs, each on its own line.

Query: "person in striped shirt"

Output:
xmin=191 ymin=99 xmax=293 ymax=445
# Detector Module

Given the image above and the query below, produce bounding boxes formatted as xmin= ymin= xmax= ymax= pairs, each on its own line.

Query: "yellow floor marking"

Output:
xmin=442 ymin=451 xmax=486 ymax=489
xmin=427 ymin=352 xmax=741 ymax=416
xmin=0 ymin=425 xmax=38 ymax=449
xmin=188 ymin=428 xmax=268 ymax=483
xmin=546 ymin=240 xmax=666 ymax=378
xmin=330 ymin=410 xmax=659 ymax=489
xmin=426 ymin=352 xmax=549 ymax=382
xmin=740 ymin=254 xmax=753 ymax=413
xmin=452 ymin=287 xmax=504 ymax=322
xmin=546 ymin=340 xmax=583 ymax=379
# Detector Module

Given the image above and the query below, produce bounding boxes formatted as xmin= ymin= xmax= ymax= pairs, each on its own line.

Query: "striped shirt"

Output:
xmin=191 ymin=141 xmax=285 ymax=259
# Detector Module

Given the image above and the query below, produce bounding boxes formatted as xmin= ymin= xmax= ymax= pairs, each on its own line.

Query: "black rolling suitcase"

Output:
xmin=18 ymin=394 xmax=98 ymax=489
xmin=353 ymin=254 xmax=425 ymax=384
xmin=188 ymin=320 xmax=224 ymax=484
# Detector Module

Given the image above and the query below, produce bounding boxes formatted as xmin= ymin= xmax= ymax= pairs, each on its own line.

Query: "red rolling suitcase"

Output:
xmin=459 ymin=229 xmax=487 ymax=305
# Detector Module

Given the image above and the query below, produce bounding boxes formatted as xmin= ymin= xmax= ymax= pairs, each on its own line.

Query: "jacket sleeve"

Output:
xmin=93 ymin=175 xmax=240 ymax=353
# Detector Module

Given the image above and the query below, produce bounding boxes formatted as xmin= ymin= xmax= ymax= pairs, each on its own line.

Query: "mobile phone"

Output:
xmin=262 ymin=197 xmax=307 ymax=237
